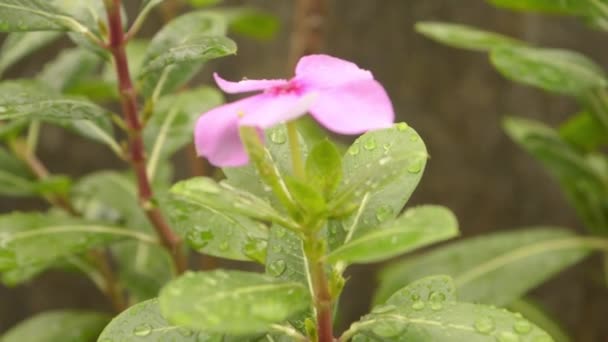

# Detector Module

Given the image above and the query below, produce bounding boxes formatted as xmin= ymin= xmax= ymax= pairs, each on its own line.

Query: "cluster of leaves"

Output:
xmin=374 ymin=1 xmax=608 ymax=341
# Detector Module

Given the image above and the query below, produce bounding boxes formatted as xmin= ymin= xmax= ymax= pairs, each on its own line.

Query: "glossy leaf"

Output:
xmin=159 ymin=270 xmax=309 ymax=334
xmin=344 ymin=301 xmax=553 ymax=341
xmin=0 ymin=0 xmax=70 ymax=31
xmin=384 ymin=275 xmax=457 ymax=307
xmin=1 ymin=310 xmax=110 ymax=342
xmin=0 ymin=212 xmax=155 ymax=273
xmin=138 ymin=11 xmax=229 ymax=97
xmin=490 ymin=46 xmax=607 ymax=96
xmin=166 ymin=190 xmax=269 ymax=263
xmin=334 ymin=123 xmax=428 ymax=242
xmin=326 ymin=205 xmax=458 ymax=264
xmin=504 ymin=116 xmax=608 ymax=234
xmin=0 ymin=31 xmax=61 ymax=75
xmin=374 ymin=228 xmax=590 ymax=306
xmin=98 ymin=298 xmax=210 ymax=342
xmin=416 ymin=21 xmax=523 ymax=51
xmin=305 ymin=139 xmax=343 ymax=198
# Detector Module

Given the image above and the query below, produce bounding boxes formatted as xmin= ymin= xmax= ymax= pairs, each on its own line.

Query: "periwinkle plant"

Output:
xmin=0 ymin=1 xmax=560 ymax=342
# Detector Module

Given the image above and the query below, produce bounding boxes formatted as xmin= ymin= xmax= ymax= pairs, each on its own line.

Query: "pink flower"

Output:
xmin=194 ymin=54 xmax=394 ymax=167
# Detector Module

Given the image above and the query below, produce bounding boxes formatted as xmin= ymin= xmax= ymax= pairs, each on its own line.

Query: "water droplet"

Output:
xmin=371 ymin=321 xmax=405 ymax=337
xmin=375 ymin=205 xmax=394 ymax=222
xmin=429 ymin=291 xmax=446 ymax=303
xmin=407 ymin=160 xmax=423 ymax=174
xmin=276 ymin=228 xmax=287 ymax=237
xmin=396 ymin=122 xmax=409 ymax=131
xmin=268 ymin=259 xmax=286 ymax=277
xmin=348 ymin=145 xmax=360 ymax=156
xmin=410 ymin=293 xmax=421 ymax=301
xmin=474 ymin=317 xmax=494 ymax=334
xmin=243 ymin=237 xmax=267 ymax=264
xmin=270 ymin=129 xmax=286 ymax=144
xmin=513 ymin=320 xmax=531 ymax=334
xmin=430 ymin=302 xmax=442 ymax=311
xmin=133 ymin=323 xmax=152 ymax=337
xmin=187 ymin=229 xmax=214 ymax=250
xmin=411 ymin=301 xmax=425 ymax=311
xmin=409 ymin=134 xmax=419 ymax=141
xmin=497 ymin=331 xmax=520 ymax=342
xmin=364 ymin=137 xmax=377 ymax=150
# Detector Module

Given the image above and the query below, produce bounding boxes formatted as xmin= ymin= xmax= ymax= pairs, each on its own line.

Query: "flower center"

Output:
xmin=266 ymin=80 xmax=303 ymax=96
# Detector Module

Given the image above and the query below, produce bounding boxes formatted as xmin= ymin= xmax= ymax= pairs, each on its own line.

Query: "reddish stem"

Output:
xmin=312 ymin=260 xmax=334 ymax=342
xmin=105 ymin=0 xmax=187 ymax=274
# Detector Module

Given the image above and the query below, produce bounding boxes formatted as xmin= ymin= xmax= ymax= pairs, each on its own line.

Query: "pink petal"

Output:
xmin=214 ymin=73 xmax=288 ymax=94
xmin=295 ymin=54 xmax=373 ymax=89
xmin=194 ymin=96 xmax=265 ymax=167
xmin=309 ymin=79 xmax=394 ymax=134
xmin=238 ymin=92 xmax=317 ymax=129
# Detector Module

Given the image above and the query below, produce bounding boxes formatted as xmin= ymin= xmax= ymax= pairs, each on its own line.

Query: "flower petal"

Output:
xmin=295 ymin=54 xmax=373 ymax=89
xmin=309 ymin=79 xmax=394 ymax=134
xmin=194 ymin=95 xmax=265 ymax=167
xmin=214 ymin=73 xmax=288 ymax=94
xmin=238 ymin=92 xmax=317 ymax=129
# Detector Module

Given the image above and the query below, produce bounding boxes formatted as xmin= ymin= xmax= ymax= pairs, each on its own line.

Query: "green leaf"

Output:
xmin=504 ymin=116 xmax=608 ymax=233
xmin=0 ymin=31 xmax=61 ymax=75
xmin=0 ymin=212 xmax=156 ymax=272
xmin=284 ymin=176 xmax=327 ymax=219
xmin=159 ymin=270 xmax=309 ymax=334
xmin=374 ymin=228 xmax=590 ymax=306
xmin=38 ymin=47 xmax=101 ymax=92
xmin=138 ymin=11 xmax=229 ymax=97
xmin=305 ymin=139 xmax=342 ymax=198
xmin=166 ymin=186 xmax=269 ymax=262
xmin=344 ymin=302 xmax=553 ymax=341
xmin=98 ymin=298 xmax=209 ymax=342
xmin=490 ymin=46 xmax=608 ymax=96
xmin=139 ymin=35 xmax=236 ymax=75
xmin=0 ymin=81 xmax=117 ymax=151
xmin=145 ymin=86 xmax=223 ymax=177
xmin=170 ymin=177 xmax=292 ymax=228
xmin=487 ymin=0 xmax=589 ymax=15
xmin=559 ymin=111 xmax=608 ymax=152
xmin=334 ymin=123 xmax=428 ymax=242
xmin=508 ymin=298 xmax=571 ymax=342
xmin=1 ymin=310 xmax=110 ymax=342
xmin=326 ymin=205 xmax=458 ymax=264
xmin=384 ymin=275 xmax=457 ymax=307
xmin=0 ymin=0 xmax=70 ymax=31
xmin=415 ymin=21 xmax=523 ymax=52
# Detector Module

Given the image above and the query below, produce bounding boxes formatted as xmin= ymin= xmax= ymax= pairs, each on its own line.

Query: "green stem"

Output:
xmin=286 ymin=121 xmax=305 ymax=179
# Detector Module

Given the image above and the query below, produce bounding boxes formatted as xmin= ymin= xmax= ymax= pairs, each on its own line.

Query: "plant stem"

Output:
xmin=305 ymin=237 xmax=334 ymax=342
xmin=286 ymin=121 xmax=306 ymax=179
xmin=104 ymin=0 xmax=187 ymax=274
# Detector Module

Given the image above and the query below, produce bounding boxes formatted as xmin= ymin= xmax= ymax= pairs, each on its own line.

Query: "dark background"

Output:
xmin=1 ymin=0 xmax=607 ymax=340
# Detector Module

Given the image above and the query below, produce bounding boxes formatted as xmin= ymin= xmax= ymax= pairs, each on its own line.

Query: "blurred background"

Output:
xmin=1 ymin=0 xmax=607 ymax=340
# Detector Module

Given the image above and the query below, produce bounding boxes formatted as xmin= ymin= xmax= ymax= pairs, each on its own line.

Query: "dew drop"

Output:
xmin=474 ymin=317 xmax=495 ymax=334
xmin=348 ymin=145 xmax=360 ymax=156
xmin=407 ymin=160 xmax=423 ymax=174
xmin=268 ymin=259 xmax=286 ymax=277
xmin=133 ymin=323 xmax=152 ymax=337
xmin=513 ymin=320 xmax=531 ymax=334
xmin=270 ymin=129 xmax=286 ymax=144
xmin=375 ymin=205 xmax=394 ymax=222
xmin=219 ymin=241 xmax=229 ymax=251
xmin=409 ymin=134 xmax=419 ymax=142
xmin=396 ymin=122 xmax=409 ymax=131
xmin=411 ymin=301 xmax=425 ymax=311
xmin=243 ymin=237 xmax=267 ymax=264
xmin=364 ymin=137 xmax=377 ymax=151
xmin=187 ymin=229 xmax=214 ymax=250
xmin=429 ymin=291 xmax=446 ymax=303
